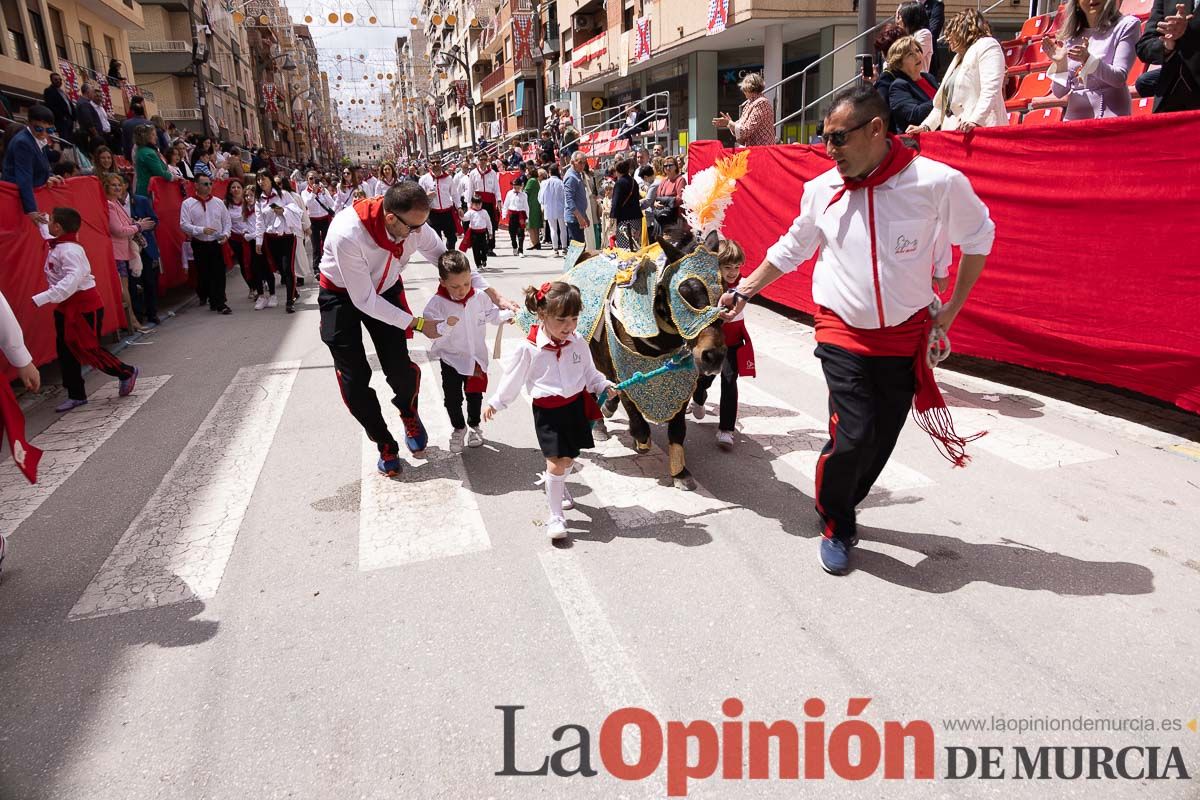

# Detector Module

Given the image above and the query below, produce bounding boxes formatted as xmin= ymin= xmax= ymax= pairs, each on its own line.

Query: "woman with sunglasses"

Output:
xmin=650 ymin=157 xmax=687 ymax=232
xmin=1 ymin=105 xmax=62 ymax=225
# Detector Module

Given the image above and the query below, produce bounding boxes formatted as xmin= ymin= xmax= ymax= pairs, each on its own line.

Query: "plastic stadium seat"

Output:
xmin=1017 ymin=14 xmax=1055 ymax=41
xmin=1006 ymin=40 xmax=1052 ymax=76
xmin=1132 ymin=96 xmax=1155 ymax=116
xmin=1003 ymin=41 xmax=1025 ymax=67
xmin=1126 ymin=55 xmax=1146 ymax=86
xmin=1005 ymin=71 xmax=1054 ymax=110
xmin=1022 ymin=106 xmax=1063 ymax=124
xmin=1120 ymin=0 xmax=1154 ymax=18
xmin=1007 ymin=110 xmax=1023 ymax=125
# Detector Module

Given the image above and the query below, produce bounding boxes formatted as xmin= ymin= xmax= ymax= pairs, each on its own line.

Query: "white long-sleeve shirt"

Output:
xmin=333 ymin=185 xmax=355 ymax=213
xmin=319 ymin=205 xmax=490 ymax=330
xmin=0 ymin=290 xmax=32 ymax=368
xmin=419 ymin=172 xmax=460 ymax=211
xmin=462 ymin=208 xmax=493 ymax=235
xmin=180 ymin=196 xmax=232 ymax=242
xmin=456 ymin=171 xmax=472 ymax=207
xmin=371 ymin=177 xmax=398 ymax=198
xmin=502 ymin=189 xmax=530 ymax=216
xmin=32 ymin=241 xmax=96 ymax=307
xmin=302 ymin=187 xmax=336 ymax=219
xmin=488 ymin=327 xmax=610 ymax=411
xmin=469 ymin=167 xmax=500 ymax=200
xmin=538 ymin=177 xmax=566 ymax=219
xmin=254 ymin=191 xmax=303 ymax=245
xmin=763 ymin=155 xmax=994 ymax=330
xmin=422 ymin=290 xmax=513 ymax=378
xmin=228 ymin=204 xmax=254 ymax=237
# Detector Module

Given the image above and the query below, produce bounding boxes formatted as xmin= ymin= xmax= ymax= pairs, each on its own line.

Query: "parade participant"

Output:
xmin=459 ymin=195 xmax=493 ymax=270
xmin=373 ymin=161 xmax=399 ymax=196
xmin=690 ymin=240 xmax=754 ymax=450
xmin=483 ymin=282 xmax=617 ymax=540
xmin=502 ymin=176 xmax=530 ymax=258
xmin=318 ymin=182 xmax=516 ymax=477
xmin=254 ymin=169 xmax=304 ymax=313
xmin=334 ymin=167 xmax=357 ymax=212
xmin=180 ymin=173 xmax=233 ymax=314
xmin=719 ymin=87 xmax=993 ymax=576
xmin=32 ymin=207 xmax=139 ymax=413
xmin=419 ymin=157 xmax=460 ymax=250
xmin=301 ymin=173 xmax=336 ymax=271
xmin=422 ymin=251 xmax=514 ymax=451
xmin=225 ymin=180 xmax=257 ymax=300
xmin=456 ymin=159 xmax=473 ymax=211
xmin=469 ymin=153 xmax=500 ymax=256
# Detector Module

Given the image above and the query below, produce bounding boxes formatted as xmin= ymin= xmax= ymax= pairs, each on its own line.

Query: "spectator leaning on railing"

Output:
xmin=1 ymin=105 xmax=64 ymax=225
xmin=1044 ymin=0 xmax=1142 ymax=120
xmin=909 ymin=8 xmax=1008 ymax=133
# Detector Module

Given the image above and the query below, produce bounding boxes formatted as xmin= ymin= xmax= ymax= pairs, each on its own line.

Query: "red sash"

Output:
xmin=723 ymin=319 xmax=756 ymax=377
xmin=59 ymin=287 xmax=105 ymax=356
xmin=527 ymin=326 xmax=602 ymax=420
xmin=478 ymin=191 xmax=496 ymax=205
xmin=0 ymin=381 xmax=41 ymax=484
xmin=318 ymin=272 xmax=414 ymax=340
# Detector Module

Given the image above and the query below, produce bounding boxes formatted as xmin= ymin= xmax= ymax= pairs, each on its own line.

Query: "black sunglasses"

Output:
xmin=31 ymin=125 xmax=51 ymax=133
xmin=823 ymin=118 xmax=873 ymax=147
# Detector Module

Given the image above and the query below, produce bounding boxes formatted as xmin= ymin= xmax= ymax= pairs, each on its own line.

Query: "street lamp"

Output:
xmin=434 ymin=43 xmax=476 ymax=152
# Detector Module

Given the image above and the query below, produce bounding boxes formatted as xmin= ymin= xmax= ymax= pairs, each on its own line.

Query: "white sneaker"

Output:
xmin=689 ymin=401 xmax=706 ymax=420
xmin=716 ymin=430 xmax=734 ymax=450
xmin=266 ymin=294 xmax=278 ymax=308
xmin=561 ymin=485 xmax=575 ymax=511
xmin=466 ymin=426 xmax=484 ymax=447
xmin=449 ymin=427 xmax=466 ymax=452
xmin=253 ymin=294 xmax=268 ymax=310
xmin=546 ymin=517 xmax=568 ymax=540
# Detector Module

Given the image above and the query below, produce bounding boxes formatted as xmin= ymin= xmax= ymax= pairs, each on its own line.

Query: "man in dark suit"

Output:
xmin=42 ymin=73 xmax=74 ymax=140
xmin=1136 ymin=0 xmax=1200 ymax=112
xmin=74 ymin=83 xmax=104 ymax=152
xmin=0 ymin=105 xmax=63 ymax=224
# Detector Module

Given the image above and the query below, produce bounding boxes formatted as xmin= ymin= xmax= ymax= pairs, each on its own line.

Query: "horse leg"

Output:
xmin=667 ymin=408 xmax=696 ymax=491
xmin=623 ymin=396 xmax=653 ymax=453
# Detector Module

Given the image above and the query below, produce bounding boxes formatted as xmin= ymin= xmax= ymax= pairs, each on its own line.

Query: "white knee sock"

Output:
xmin=544 ymin=471 xmax=566 ymax=521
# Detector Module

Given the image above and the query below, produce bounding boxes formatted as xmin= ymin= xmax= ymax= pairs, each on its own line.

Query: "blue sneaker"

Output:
xmin=377 ymin=444 xmax=402 ymax=477
xmin=55 ymin=398 xmax=88 ymax=413
xmin=819 ymin=537 xmax=851 ymax=575
xmin=402 ymin=414 xmax=428 ymax=455
xmin=118 ymin=366 xmax=139 ymax=397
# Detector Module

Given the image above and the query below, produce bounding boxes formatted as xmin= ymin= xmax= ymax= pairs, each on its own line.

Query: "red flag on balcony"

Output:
xmin=454 ymin=80 xmax=468 ymax=108
xmin=97 ymin=77 xmax=114 ymax=113
xmin=513 ymin=12 xmax=535 ymax=69
xmin=707 ymin=0 xmax=728 ymax=35
xmin=263 ymin=83 xmax=278 ymax=113
xmin=635 ymin=17 xmax=652 ymax=63
xmin=58 ymin=60 xmax=79 ymax=102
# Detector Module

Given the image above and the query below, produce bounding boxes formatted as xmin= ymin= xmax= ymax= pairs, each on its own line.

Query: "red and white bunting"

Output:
xmin=57 ymin=60 xmax=79 ymax=102
xmin=571 ymin=32 xmax=607 ymax=68
xmin=634 ymin=17 xmax=652 ymax=63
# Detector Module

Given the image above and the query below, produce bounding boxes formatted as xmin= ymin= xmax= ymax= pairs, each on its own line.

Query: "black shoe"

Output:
xmin=218 ymin=305 xmax=232 ymax=315
xmin=147 ymin=316 xmax=160 ymax=325
xmin=297 ymin=277 xmax=305 ymax=287
xmin=285 ymin=302 xmax=295 ymax=314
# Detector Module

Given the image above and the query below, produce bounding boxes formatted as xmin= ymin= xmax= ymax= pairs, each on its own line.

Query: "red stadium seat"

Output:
xmin=1126 ymin=55 xmax=1146 ymax=86
xmin=1022 ymin=107 xmax=1063 ymax=124
xmin=1120 ymin=0 xmax=1154 ymax=18
xmin=1005 ymin=71 xmax=1054 ymax=111
xmin=1007 ymin=110 xmax=1023 ymax=125
xmin=1006 ymin=40 xmax=1052 ymax=76
xmin=1017 ymin=14 xmax=1055 ymax=41
xmin=1132 ymin=96 xmax=1155 ymax=116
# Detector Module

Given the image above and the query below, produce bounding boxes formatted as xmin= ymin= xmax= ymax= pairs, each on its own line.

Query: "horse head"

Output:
xmin=655 ymin=230 xmax=727 ymax=376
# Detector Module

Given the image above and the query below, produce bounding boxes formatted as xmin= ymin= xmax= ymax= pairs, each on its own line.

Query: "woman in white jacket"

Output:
xmin=537 ymin=165 xmax=568 ymax=256
xmin=910 ymin=9 xmax=1009 ymax=133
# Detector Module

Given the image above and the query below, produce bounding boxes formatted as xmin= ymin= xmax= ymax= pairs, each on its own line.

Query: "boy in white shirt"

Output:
xmin=459 ymin=195 xmax=494 ymax=270
xmin=501 ymin=176 xmax=530 ymax=258
xmin=422 ymin=251 xmax=514 ymax=450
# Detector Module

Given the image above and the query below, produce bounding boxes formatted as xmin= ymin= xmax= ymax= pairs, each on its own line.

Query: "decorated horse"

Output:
xmin=515 ymin=152 xmax=749 ymax=489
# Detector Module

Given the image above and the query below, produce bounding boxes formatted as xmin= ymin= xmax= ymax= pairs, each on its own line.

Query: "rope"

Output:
xmin=596 ymin=349 xmax=696 ymax=409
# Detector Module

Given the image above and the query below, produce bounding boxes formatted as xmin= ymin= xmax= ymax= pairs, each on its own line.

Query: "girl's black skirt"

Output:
xmin=532 ymin=395 xmax=595 ymax=459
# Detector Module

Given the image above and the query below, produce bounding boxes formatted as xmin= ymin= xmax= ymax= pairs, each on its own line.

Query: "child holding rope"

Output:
xmin=483 ymin=281 xmax=617 ymax=540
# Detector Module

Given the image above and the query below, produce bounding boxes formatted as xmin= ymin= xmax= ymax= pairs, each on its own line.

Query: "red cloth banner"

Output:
xmin=513 ymin=12 xmax=535 ymax=69
xmin=151 ymin=177 xmax=233 ymax=293
xmin=57 ymin=59 xmax=80 ymax=102
xmin=0 ymin=177 xmax=126 ymax=377
xmin=687 ymin=111 xmax=1200 ymax=414
xmin=635 ymin=17 xmax=652 ymax=63
xmin=97 ymin=77 xmax=114 ymax=114
xmin=454 ymin=80 xmax=468 ymax=109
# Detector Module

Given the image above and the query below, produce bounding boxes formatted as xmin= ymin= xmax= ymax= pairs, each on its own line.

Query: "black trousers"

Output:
xmin=440 ymin=361 xmax=482 ymax=429
xmin=813 ymin=343 xmax=915 ymax=545
xmin=693 ymin=344 xmax=740 ymax=431
xmin=310 ymin=216 xmax=331 ymax=270
xmin=319 ymin=282 xmax=420 ymax=453
xmin=428 ymin=208 xmax=457 ymax=250
xmin=192 ymin=239 xmax=226 ymax=309
xmin=230 ymin=236 xmax=255 ymax=291
xmin=482 ymin=200 xmax=498 ymax=251
xmin=265 ymin=234 xmax=296 ymax=302
xmin=507 ymin=217 xmax=525 ymax=254
xmin=130 ymin=259 xmax=159 ymax=321
xmin=54 ymin=307 xmax=135 ymax=400
xmin=470 ymin=230 xmax=489 ymax=268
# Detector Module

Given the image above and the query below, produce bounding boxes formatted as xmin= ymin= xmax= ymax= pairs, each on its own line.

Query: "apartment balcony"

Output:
xmin=131 ymin=0 xmax=188 ymax=11
xmin=479 ymin=61 xmax=510 ymax=98
xmin=566 ymin=30 xmax=613 ymax=88
xmin=128 ymin=40 xmax=192 ymax=74
xmin=479 ymin=2 xmax=511 ymax=57
xmin=78 ymin=0 xmax=144 ymax=29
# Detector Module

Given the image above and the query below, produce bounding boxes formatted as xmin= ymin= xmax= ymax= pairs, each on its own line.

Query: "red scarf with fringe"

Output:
xmin=0 ymin=382 xmax=41 ymax=483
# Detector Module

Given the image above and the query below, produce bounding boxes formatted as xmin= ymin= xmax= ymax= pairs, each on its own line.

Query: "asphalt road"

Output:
xmin=1 ymin=241 xmax=1198 ymax=800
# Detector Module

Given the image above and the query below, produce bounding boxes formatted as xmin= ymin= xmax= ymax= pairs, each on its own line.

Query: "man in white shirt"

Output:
xmin=469 ymin=153 xmax=501 ymax=256
xmin=301 ymin=171 xmax=336 ymax=270
xmin=418 ymin=157 xmax=460 ymax=249
xmin=455 ymin=161 xmax=473 ymax=211
xmin=180 ymin=175 xmax=233 ymax=314
xmin=318 ymin=182 xmax=518 ymax=476
xmin=719 ymin=87 xmax=994 ymax=576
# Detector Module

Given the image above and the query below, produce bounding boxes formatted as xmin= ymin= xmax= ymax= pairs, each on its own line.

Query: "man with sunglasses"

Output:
xmin=419 ymin=157 xmax=459 ymax=250
xmin=1 ymin=105 xmax=64 ymax=226
xmin=180 ymin=176 xmax=233 ymax=314
xmin=718 ymin=87 xmax=994 ymax=577
xmin=318 ymin=182 xmax=518 ymax=477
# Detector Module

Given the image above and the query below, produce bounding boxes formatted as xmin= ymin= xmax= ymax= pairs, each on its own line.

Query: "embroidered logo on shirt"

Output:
xmin=572 ymin=352 xmax=582 ymax=364
xmin=895 ymin=235 xmax=918 ymax=255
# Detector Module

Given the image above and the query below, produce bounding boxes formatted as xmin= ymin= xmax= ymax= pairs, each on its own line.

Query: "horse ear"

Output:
xmin=657 ymin=233 xmax=685 ymax=265
xmin=703 ymin=230 xmax=721 ymax=253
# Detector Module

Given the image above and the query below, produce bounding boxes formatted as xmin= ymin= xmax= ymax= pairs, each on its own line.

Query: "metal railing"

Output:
xmin=773 ymin=0 xmax=1012 ymax=140
xmin=578 ymin=90 xmax=672 ymax=153
xmin=128 ymin=40 xmax=190 ymax=52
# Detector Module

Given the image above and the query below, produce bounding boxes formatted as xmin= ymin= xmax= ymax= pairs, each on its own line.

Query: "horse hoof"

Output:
xmin=634 ymin=439 xmax=652 ymax=454
xmin=601 ymin=403 xmax=617 ymax=419
xmin=673 ymin=474 xmax=697 ymax=491
xmin=593 ymin=425 xmax=610 ymax=442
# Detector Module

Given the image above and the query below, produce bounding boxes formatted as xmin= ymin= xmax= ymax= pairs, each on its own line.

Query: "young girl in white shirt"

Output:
xmin=459 ymin=195 xmax=494 ymax=270
xmin=422 ymin=251 xmax=514 ymax=451
xmin=501 ymin=176 xmax=530 ymax=257
xmin=484 ymin=281 xmax=617 ymax=540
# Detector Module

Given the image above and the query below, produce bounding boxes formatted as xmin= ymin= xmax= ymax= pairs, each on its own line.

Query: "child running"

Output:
xmin=422 ymin=251 xmax=514 ymax=451
xmin=689 ymin=239 xmax=754 ymax=450
xmin=483 ymin=281 xmax=617 ymax=540
xmin=501 ymin=176 xmax=529 ymax=258
xmin=459 ymin=195 xmax=494 ymax=270
xmin=33 ymin=207 xmax=139 ymax=412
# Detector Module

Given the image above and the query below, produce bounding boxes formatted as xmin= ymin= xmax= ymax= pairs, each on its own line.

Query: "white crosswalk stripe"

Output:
xmin=357 ymin=352 xmax=492 ymax=571
xmin=69 ymin=362 xmax=299 ymax=620
xmin=0 ymin=377 xmax=170 ymax=538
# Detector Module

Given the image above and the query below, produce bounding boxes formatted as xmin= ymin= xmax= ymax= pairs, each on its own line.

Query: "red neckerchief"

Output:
xmin=436 ymin=284 xmax=475 ymax=305
xmin=196 ymin=194 xmax=212 ymax=210
xmin=354 ymin=196 xmax=405 ymax=257
xmin=527 ymin=324 xmax=566 ymax=359
xmin=825 ymin=135 xmax=919 ymax=210
xmin=49 ymin=232 xmax=79 ymax=248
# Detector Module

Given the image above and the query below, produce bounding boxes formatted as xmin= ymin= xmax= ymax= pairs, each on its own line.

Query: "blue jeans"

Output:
xmin=566 ymin=220 xmax=585 ymax=245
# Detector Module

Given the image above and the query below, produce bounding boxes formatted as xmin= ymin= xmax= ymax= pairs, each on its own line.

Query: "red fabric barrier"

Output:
xmin=0 ymin=176 xmax=126 ymax=378
xmin=151 ymin=177 xmax=234 ymax=293
xmin=498 ymin=170 xmax=518 ymax=225
xmin=688 ymin=112 xmax=1200 ymax=414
